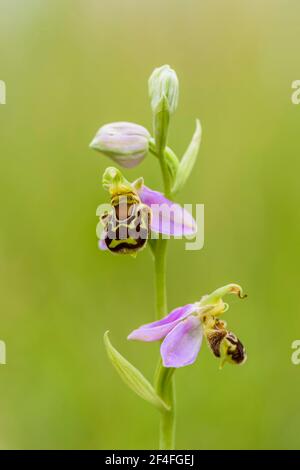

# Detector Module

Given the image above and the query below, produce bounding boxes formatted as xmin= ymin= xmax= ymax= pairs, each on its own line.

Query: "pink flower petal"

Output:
xmin=161 ymin=315 xmax=203 ymax=368
xmin=127 ymin=304 xmax=196 ymax=342
xmin=98 ymin=238 xmax=108 ymax=251
xmin=138 ymin=186 xmax=197 ymax=236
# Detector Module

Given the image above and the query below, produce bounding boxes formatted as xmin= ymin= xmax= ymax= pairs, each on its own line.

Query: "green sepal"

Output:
xmin=102 ymin=167 xmax=132 ymax=195
xmin=104 ymin=332 xmax=170 ymax=413
xmin=172 ymin=119 xmax=202 ymax=195
xmin=153 ymin=95 xmax=170 ymax=154
xmin=132 ymin=177 xmax=144 ymax=192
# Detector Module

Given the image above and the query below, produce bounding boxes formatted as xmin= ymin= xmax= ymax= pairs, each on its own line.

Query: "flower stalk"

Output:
xmin=153 ymin=238 xmax=168 ymax=320
xmin=152 ymin=91 xmax=176 ymax=449
xmin=153 ymin=236 xmax=176 ymax=449
xmin=155 ymin=362 xmax=176 ymax=450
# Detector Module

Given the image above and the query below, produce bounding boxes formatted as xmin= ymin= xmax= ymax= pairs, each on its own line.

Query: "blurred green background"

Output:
xmin=0 ymin=0 xmax=299 ymax=450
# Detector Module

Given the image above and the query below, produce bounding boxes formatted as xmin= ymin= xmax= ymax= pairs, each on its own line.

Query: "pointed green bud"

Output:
xmin=149 ymin=65 xmax=179 ymax=155
xmin=104 ymin=332 xmax=170 ymax=412
xmin=149 ymin=65 xmax=179 ymax=115
xmin=90 ymin=122 xmax=151 ymax=168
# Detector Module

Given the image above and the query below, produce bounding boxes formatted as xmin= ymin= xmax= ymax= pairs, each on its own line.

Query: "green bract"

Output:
xmin=172 ymin=120 xmax=202 ymax=195
xmin=104 ymin=332 xmax=170 ymax=413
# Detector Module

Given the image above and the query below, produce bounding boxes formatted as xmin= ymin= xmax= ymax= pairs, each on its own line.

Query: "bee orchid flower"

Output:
xmin=128 ymin=284 xmax=247 ymax=368
xmin=97 ymin=167 xmax=197 ymax=254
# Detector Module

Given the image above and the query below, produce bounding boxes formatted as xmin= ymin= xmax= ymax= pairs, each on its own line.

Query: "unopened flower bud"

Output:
xmin=149 ymin=65 xmax=179 ymax=115
xmin=90 ymin=122 xmax=150 ymax=168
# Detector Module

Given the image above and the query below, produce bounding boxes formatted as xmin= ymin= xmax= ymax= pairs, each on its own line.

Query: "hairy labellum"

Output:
xmin=221 ymin=332 xmax=246 ymax=365
xmin=203 ymin=317 xmax=246 ymax=366
xmin=102 ymin=194 xmax=151 ymax=254
xmin=205 ymin=328 xmax=227 ymax=358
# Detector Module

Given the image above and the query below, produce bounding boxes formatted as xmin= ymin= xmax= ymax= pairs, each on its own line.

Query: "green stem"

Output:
xmin=155 ymin=361 xmax=176 ymax=450
xmin=152 ymin=214 xmax=176 ymax=450
xmin=159 ymin=158 xmax=172 ymax=199
xmin=154 ymin=238 xmax=168 ymax=319
xmin=153 ymin=243 xmax=176 ymax=449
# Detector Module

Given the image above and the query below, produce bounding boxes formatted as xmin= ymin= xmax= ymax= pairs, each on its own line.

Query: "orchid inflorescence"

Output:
xmin=89 ymin=65 xmax=247 ymax=449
